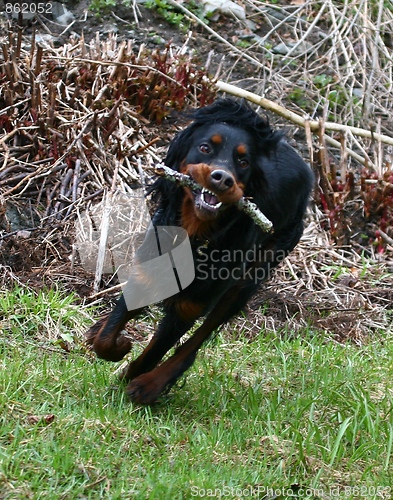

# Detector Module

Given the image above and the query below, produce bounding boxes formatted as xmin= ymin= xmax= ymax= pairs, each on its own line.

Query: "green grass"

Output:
xmin=1 ymin=286 xmax=392 ymax=499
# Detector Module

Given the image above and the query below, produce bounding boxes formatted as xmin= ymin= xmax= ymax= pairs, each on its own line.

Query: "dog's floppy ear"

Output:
xmin=149 ymin=124 xmax=200 ymax=222
xmin=164 ymin=124 xmax=199 ymax=171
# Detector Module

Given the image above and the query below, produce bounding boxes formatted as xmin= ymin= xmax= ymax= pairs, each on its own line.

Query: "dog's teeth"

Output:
xmin=200 ymin=187 xmax=222 ymax=208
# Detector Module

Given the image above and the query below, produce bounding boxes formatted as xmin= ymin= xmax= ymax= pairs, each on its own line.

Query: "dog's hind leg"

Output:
xmin=120 ymin=301 xmax=203 ymax=383
xmin=126 ymin=282 xmax=255 ymax=404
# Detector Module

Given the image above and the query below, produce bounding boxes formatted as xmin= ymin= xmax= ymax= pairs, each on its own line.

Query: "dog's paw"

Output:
xmin=85 ymin=317 xmax=132 ymax=362
xmin=94 ymin=335 xmax=132 ymax=362
xmin=126 ymin=374 xmax=163 ymax=405
xmin=85 ymin=317 xmax=107 ymax=347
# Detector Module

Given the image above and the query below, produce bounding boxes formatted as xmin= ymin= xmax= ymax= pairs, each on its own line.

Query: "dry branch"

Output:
xmin=216 ymin=81 xmax=393 ymax=147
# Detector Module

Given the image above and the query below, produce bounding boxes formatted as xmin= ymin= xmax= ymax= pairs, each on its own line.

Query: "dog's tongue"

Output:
xmin=194 ymin=188 xmax=223 ymax=216
xmin=204 ymin=192 xmax=218 ymax=205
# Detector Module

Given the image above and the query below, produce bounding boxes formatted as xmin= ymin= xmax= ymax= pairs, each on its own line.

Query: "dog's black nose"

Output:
xmin=210 ymin=170 xmax=234 ymax=191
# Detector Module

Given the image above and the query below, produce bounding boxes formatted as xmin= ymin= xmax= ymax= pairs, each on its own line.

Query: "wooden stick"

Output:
xmin=216 ymin=80 xmax=393 ymax=147
xmin=93 ymin=164 xmax=119 ymax=293
xmin=154 ymin=163 xmax=273 ymax=232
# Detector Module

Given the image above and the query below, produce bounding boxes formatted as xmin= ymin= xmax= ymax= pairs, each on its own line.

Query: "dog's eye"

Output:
xmin=199 ymin=144 xmax=211 ymax=154
xmin=238 ymin=158 xmax=250 ymax=169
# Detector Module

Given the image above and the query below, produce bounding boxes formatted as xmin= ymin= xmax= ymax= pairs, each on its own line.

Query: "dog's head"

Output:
xmin=179 ymin=122 xmax=256 ymax=221
xmin=161 ymin=99 xmax=283 ymax=236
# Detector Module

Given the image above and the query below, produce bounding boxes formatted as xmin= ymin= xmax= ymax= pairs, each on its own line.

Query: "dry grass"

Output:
xmin=213 ymin=0 xmax=393 ymax=175
xmin=234 ymin=215 xmax=393 ymax=343
xmin=241 ymin=0 xmax=392 ymax=129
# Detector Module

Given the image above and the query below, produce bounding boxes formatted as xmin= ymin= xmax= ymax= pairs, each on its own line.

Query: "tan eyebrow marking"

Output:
xmin=236 ymin=144 xmax=248 ymax=155
xmin=211 ymin=134 xmax=223 ymax=144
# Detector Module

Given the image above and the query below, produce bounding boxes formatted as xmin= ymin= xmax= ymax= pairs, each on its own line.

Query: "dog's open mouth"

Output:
xmin=182 ymin=165 xmax=244 ymax=221
xmin=194 ymin=187 xmax=223 ymax=214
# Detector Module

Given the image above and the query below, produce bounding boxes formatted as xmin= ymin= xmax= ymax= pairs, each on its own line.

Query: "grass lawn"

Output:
xmin=0 ymin=286 xmax=392 ymax=499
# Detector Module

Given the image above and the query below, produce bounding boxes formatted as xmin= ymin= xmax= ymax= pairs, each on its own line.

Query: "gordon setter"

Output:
xmin=86 ymin=98 xmax=313 ymax=404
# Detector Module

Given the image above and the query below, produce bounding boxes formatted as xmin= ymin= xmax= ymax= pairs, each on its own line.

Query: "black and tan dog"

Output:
xmin=86 ymin=98 xmax=313 ymax=404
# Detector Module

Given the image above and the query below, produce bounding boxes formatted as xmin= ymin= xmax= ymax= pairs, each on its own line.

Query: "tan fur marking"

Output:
xmin=237 ymin=144 xmax=248 ymax=156
xmin=187 ymin=164 xmax=244 ymax=203
xmin=211 ymin=134 xmax=223 ymax=145
xmin=175 ymin=300 xmax=204 ymax=321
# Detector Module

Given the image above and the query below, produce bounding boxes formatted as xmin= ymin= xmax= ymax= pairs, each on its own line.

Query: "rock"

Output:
xmin=35 ymin=34 xmax=59 ymax=45
xmin=263 ymin=8 xmax=289 ymax=23
xmin=352 ymin=88 xmax=363 ymax=98
xmin=272 ymin=41 xmax=313 ymax=56
xmin=16 ymin=230 xmax=32 ymax=239
xmin=52 ymin=2 xmax=75 ymax=25
xmin=102 ymin=23 xmax=119 ymax=34
xmin=200 ymin=0 xmax=246 ymax=21
xmin=245 ymin=19 xmax=257 ymax=31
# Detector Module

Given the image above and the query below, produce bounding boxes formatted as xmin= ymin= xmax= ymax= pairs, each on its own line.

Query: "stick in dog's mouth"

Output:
xmin=154 ymin=163 xmax=273 ymax=233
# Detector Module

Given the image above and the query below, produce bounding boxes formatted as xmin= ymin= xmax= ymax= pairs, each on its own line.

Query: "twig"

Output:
xmin=93 ymin=191 xmax=111 ymax=293
xmin=93 ymin=163 xmax=119 ymax=292
xmin=281 ymin=1 xmax=328 ymax=61
xmin=2 ymin=115 xmax=96 ymax=196
xmin=363 ymin=0 xmax=385 ymax=121
xmin=89 ymin=282 xmax=125 ymax=299
xmin=53 ymin=56 xmax=185 ymax=88
xmin=154 ymin=163 xmax=273 ymax=232
xmin=378 ymin=229 xmax=393 ymax=247
xmin=130 ymin=138 xmax=160 ymax=157
xmin=0 ymin=97 xmax=30 ymax=116
xmin=72 ymin=159 xmax=81 ymax=203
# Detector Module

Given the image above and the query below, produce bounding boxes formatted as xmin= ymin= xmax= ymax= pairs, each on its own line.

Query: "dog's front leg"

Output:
xmin=86 ymin=296 xmax=144 ymax=362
